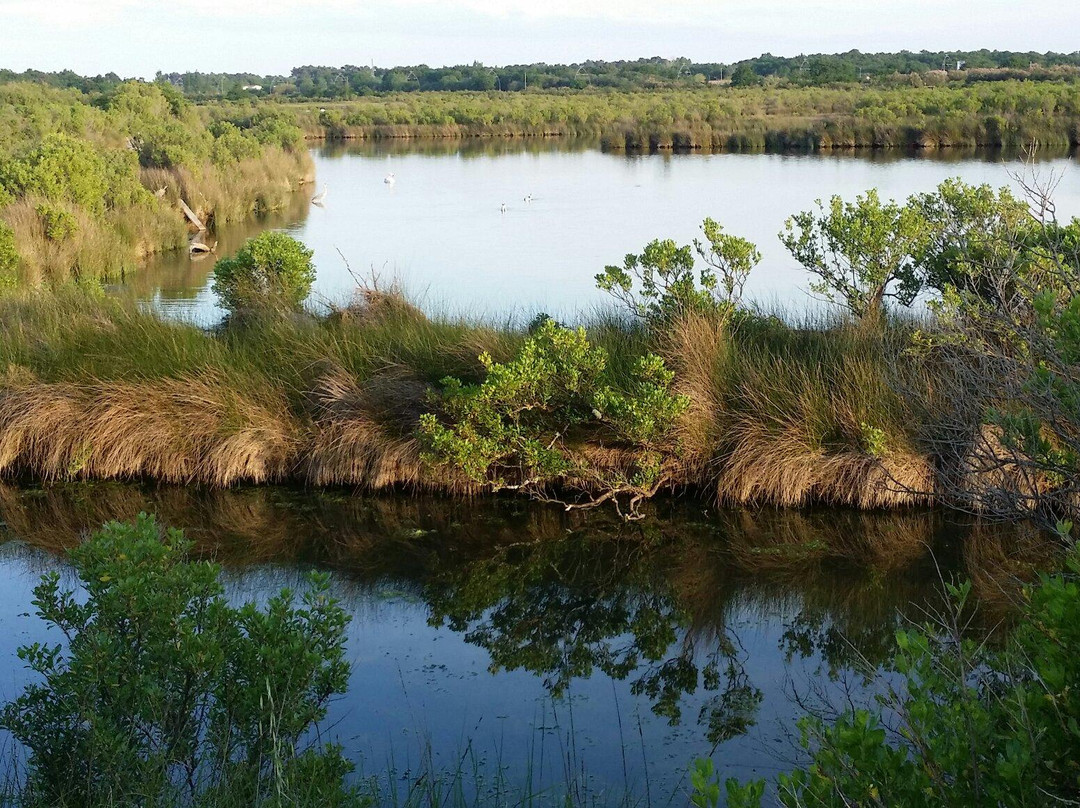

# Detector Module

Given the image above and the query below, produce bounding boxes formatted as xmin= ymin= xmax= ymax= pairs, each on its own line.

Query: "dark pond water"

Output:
xmin=128 ymin=141 xmax=1080 ymax=324
xmin=0 ymin=483 xmax=1049 ymax=803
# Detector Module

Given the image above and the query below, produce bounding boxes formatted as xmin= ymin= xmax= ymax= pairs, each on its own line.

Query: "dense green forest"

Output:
xmin=3 ymin=49 xmax=1079 ymax=100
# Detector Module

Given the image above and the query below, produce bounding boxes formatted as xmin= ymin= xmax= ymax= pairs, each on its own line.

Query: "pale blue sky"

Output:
xmin=3 ymin=0 xmax=1077 ymax=77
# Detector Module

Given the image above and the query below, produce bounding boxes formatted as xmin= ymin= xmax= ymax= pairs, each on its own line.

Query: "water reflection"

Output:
xmin=0 ymin=482 xmax=1053 ymax=799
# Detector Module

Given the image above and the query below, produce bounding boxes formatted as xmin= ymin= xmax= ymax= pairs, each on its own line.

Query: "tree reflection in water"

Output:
xmin=0 ymin=483 xmax=1054 ymax=756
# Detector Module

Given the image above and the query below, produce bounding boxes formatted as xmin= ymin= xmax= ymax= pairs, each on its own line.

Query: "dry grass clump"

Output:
xmin=303 ymin=365 xmax=434 ymax=489
xmin=0 ymin=370 xmax=299 ymax=485
xmin=666 ymin=313 xmax=936 ymax=508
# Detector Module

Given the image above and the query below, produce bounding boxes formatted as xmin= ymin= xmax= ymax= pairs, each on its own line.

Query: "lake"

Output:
xmin=130 ymin=141 xmax=1080 ymax=323
xmin=0 ymin=483 xmax=1045 ymax=803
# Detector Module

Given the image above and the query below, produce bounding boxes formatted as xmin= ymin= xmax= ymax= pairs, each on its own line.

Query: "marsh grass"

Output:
xmin=0 ymin=286 xmax=955 ymax=507
xmin=669 ymin=309 xmax=934 ymax=507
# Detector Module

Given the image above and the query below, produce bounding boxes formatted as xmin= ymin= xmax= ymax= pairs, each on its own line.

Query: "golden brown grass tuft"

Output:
xmin=666 ymin=313 xmax=936 ymax=508
xmin=303 ymin=365 xmax=434 ymax=489
xmin=662 ymin=313 xmax=730 ymax=480
xmin=0 ymin=371 xmax=300 ymax=485
xmin=717 ymin=441 xmax=933 ymax=508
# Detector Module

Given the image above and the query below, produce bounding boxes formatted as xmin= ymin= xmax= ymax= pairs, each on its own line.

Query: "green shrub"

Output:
xmin=781 ymin=189 xmax=927 ymax=320
xmin=212 ymin=231 xmax=316 ymax=313
xmin=419 ymin=318 xmax=688 ymax=516
xmin=101 ymin=148 xmax=154 ymax=210
xmin=0 ymin=514 xmax=357 ymax=807
xmin=210 ymin=121 xmax=262 ymax=167
xmin=718 ymin=540 xmax=1080 ymax=806
xmin=910 ymin=178 xmax=1032 ymax=302
xmin=596 ymin=218 xmax=760 ymax=327
xmin=35 ymin=202 xmax=78 ymax=242
xmin=0 ymin=133 xmax=109 ymax=215
xmin=0 ymin=221 xmax=19 ymax=289
xmin=248 ymin=108 xmax=305 ymax=151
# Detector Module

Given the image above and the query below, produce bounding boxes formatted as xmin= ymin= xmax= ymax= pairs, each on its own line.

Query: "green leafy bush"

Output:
xmin=781 ymin=189 xmax=927 ymax=319
xmin=0 ymin=133 xmax=109 ymax=215
xmin=419 ymin=318 xmax=688 ymax=517
xmin=0 ymin=221 xmax=19 ymax=289
xmin=909 ymin=178 xmax=1031 ymax=302
xmin=35 ymin=202 xmax=78 ymax=242
xmin=596 ymin=218 xmax=760 ymax=326
xmin=720 ymin=541 xmax=1080 ymax=806
xmin=0 ymin=513 xmax=357 ymax=807
xmin=210 ymin=121 xmax=262 ymax=167
xmin=248 ymin=108 xmax=305 ymax=150
xmin=212 ymin=231 xmax=316 ymax=313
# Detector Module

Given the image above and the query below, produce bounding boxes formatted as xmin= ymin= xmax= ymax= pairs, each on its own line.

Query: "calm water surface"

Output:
xmin=131 ymin=142 xmax=1080 ymax=323
xmin=0 ymin=483 xmax=1045 ymax=803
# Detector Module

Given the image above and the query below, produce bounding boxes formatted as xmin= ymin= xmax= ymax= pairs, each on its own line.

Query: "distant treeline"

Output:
xmin=3 ymin=49 xmax=1080 ymax=100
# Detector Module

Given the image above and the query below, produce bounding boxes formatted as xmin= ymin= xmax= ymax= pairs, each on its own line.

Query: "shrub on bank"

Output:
xmin=419 ymin=318 xmax=688 ymax=517
xmin=0 ymin=514 xmax=358 ymax=807
xmin=212 ymin=231 xmax=316 ymax=313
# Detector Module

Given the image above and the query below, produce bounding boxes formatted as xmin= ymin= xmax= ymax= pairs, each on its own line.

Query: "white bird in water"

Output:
xmin=311 ymin=186 xmax=328 ymax=206
xmin=500 ymin=203 xmax=507 ymax=213
xmin=384 ymin=173 xmax=396 ymax=185
xmin=523 ymin=194 xmax=533 ymax=203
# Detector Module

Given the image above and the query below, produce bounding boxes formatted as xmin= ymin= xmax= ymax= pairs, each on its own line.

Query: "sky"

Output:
xmin=3 ymin=0 xmax=1078 ymax=78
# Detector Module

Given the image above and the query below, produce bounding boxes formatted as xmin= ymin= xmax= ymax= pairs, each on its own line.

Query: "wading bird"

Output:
xmin=311 ymin=186 xmax=327 ymax=206
xmin=384 ymin=173 xmax=396 ymax=185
